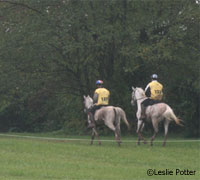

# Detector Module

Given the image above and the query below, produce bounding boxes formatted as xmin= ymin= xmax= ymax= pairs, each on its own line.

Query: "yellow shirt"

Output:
xmin=148 ymin=81 xmax=163 ymax=100
xmin=94 ymin=88 xmax=110 ymax=105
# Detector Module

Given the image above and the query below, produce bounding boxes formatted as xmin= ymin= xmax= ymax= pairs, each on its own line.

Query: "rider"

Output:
xmin=140 ymin=74 xmax=163 ymax=120
xmin=87 ymin=80 xmax=110 ymax=128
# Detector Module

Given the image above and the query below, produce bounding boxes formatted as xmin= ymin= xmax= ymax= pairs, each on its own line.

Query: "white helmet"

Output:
xmin=151 ymin=74 xmax=158 ymax=79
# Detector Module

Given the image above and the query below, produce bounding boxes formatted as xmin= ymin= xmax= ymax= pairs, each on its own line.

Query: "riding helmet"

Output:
xmin=96 ymin=80 xmax=103 ymax=85
xmin=151 ymin=74 xmax=158 ymax=79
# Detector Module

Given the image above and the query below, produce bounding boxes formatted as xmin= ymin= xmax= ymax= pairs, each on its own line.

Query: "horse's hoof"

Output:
xmin=118 ymin=142 xmax=122 ymax=146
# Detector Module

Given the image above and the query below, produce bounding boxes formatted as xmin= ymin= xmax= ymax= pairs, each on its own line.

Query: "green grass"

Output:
xmin=0 ymin=133 xmax=199 ymax=180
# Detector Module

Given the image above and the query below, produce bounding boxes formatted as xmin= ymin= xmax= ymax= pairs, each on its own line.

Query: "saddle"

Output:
xmin=90 ymin=105 xmax=108 ymax=114
xmin=142 ymin=98 xmax=162 ymax=108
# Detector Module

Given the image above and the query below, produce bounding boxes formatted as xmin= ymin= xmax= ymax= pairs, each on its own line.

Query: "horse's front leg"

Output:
xmin=137 ymin=136 xmax=141 ymax=145
xmin=90 ymin=129 xmax=95 ymax=145
xmin=91 ymin=128 xmax=101 ymax=145
xmin=138 ymin=132 xmax=147 ymax=145
xmin=141 ymin=123 xmax=147 ymax=144
xmin=150 ymin=132 xmax=157 ymax=146
xmin=137 ymin=120 xmax=146 ymax=145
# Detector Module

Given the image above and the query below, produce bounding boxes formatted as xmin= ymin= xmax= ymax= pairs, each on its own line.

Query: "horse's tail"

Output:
xmin=115 ymin=107 xmax=131 ymax=130
xmin=166 ymin=107 xmax=184 ymax=127
xmin=113 ymin=107 xmax=118 ymax=124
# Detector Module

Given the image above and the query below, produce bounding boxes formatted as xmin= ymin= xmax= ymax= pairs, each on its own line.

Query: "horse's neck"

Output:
xmin=135 ymin=93 xmax=146 ymax=101
xmin=86 ymin=102 xmax=93 ymax=110
xmin=136 ymin=96 xmax=147 ymax=108
xmin=136 ymin=99 xmax=142 ymax=107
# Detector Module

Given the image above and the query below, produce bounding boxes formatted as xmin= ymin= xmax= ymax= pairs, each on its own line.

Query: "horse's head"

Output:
xmin=131 ymin=86 xmax=146 ymax=106
xmin=83 ymin=95 xmax=93 ymax=112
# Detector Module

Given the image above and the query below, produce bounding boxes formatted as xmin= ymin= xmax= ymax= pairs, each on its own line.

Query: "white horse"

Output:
xmin=131 ymin=87 xmax=183 ymax=146
xmin=83 ymin=95 xmax=130 ymax=146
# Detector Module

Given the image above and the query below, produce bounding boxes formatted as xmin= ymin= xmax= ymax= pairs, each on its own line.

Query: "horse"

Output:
xmin=83 ymin=95 xmax=130 ymax=146
xmin=131 ymin=87 xmax=183 ymax=146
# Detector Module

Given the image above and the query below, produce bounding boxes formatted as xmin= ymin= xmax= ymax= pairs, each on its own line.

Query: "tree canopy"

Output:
xmin=0 ymin=0 xmax=199 ymax=137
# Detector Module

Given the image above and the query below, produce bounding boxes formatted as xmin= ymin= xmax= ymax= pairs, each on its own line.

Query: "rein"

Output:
xmin=84 ymin=105 xmax=93 ymax=114
xmin=135 ymin=97 xmax=146 ymax=101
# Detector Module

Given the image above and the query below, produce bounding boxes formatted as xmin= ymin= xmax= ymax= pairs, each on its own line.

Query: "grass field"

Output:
xmin=0 ymin=133 xmax=199 ymax=180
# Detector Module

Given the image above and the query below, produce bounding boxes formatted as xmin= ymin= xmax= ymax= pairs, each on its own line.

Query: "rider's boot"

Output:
xmin=140 ymin=104 xmax=146 ymax=120
xmin=87 ymin=113 xmax=95 ymax=128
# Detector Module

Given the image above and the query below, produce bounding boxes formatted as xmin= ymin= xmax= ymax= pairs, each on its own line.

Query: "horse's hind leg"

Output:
xmin=105 ymin=122 xmax=121 ymax=146
xmin=163 ymin=120 xmax=170 ymax=147
xmin=116 ymin=120 xmax=122 ymax=145
xmin=115 ymin=127 xmax=122 ymax=146
xmin=150 ymin=119 xmax=159 ymax=146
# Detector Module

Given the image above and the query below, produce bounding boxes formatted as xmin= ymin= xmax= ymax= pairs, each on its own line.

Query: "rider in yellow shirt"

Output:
xmin=140 ymin=74 xmax=163 ymax=120
xmin=88 ymin=80 xmax=110 ymax=128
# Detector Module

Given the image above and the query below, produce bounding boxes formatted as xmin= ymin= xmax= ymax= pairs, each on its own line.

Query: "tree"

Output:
xmin=0 ymin=0 xmax=199 ymax=136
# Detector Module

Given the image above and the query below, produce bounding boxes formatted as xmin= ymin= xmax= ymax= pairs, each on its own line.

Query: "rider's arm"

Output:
xmin=93 ymin=93 xmax=98 ymax=104
xmin=145 ymin=87 xmax=151 ymax=97
xmin=145 ymin=84 xmax=151 ymax=97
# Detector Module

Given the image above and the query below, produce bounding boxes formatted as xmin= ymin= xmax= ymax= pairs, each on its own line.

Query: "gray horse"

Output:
xmin=131 ymin=87 xmax=183 ymax=146
xmin=83 ymin=95 xmax=130 ymax=146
